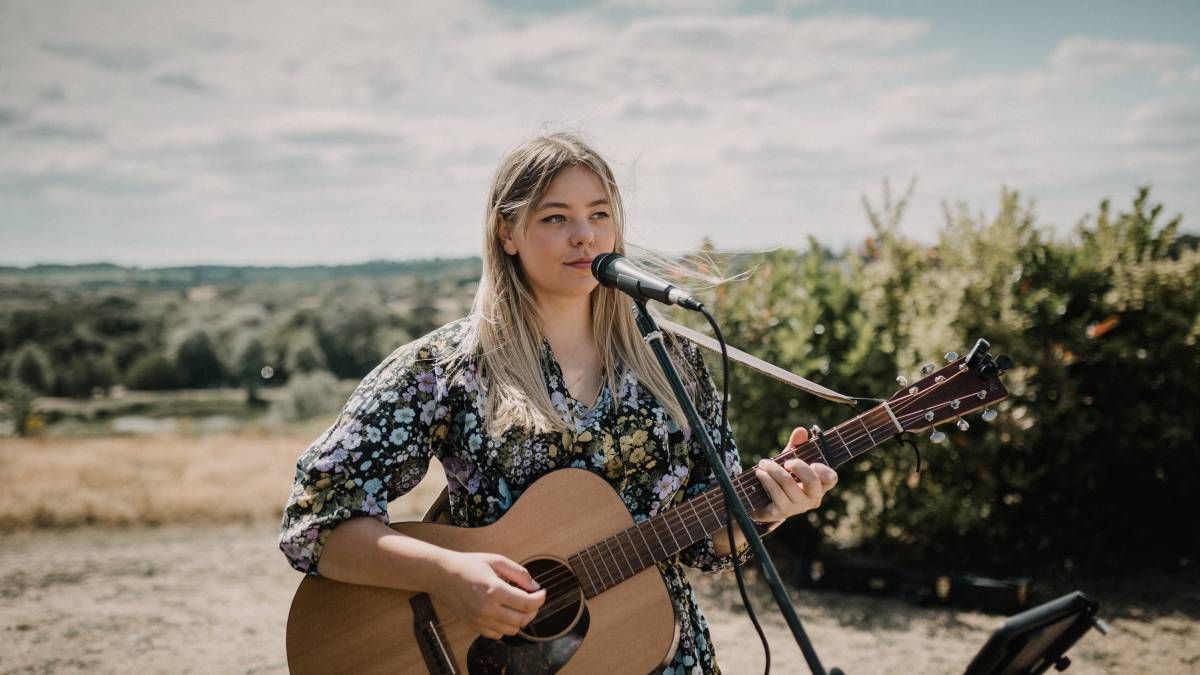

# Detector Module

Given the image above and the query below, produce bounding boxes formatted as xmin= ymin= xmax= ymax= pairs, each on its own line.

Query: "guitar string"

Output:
xmin=475 ymin=368 xmax=986 ymax=616
xmin=506 ymin=368 xmax=979 ymax=606
xmin=434 ymin=369 xmax=985 ymax=624
xmin=429 ymin=373 xmax=989 ymax=629
xmin=428 ymin=401 xmax=961 ymax=632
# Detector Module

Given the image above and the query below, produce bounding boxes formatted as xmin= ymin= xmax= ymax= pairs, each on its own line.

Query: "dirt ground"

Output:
xmin=2 ymin=520 xmax=1197 ymax=675
xmin=1 ymin=431 xmax=1197 ymax=673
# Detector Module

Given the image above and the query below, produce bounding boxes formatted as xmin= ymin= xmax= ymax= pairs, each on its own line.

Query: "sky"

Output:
xmin=1 ymin=0 xmax=1198 ymax=266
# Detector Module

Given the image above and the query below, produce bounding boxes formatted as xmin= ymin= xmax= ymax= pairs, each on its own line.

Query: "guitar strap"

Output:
xmin=653 ymin=314 xmax=856 ymax=407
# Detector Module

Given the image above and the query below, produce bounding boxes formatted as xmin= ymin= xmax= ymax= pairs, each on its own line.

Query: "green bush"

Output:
xmin=10 ymin=343 xmax=53 ymax=393
xmin=716 ymin=186 xmax=1199 ymax=572
xmin=0 ymin=379 xmax=37 ymax=436
xmin=235 ymin=337 xmax=268 ymax=403
xmin=54 ymin=353 xmax=120 ymax=398
xmin=125 ymin=352 xmax=184 ymax=391
xmin=273 ymin=370 xmax=342 ymax=422
xmin=175 ymin=330 xmax=225 ymax=388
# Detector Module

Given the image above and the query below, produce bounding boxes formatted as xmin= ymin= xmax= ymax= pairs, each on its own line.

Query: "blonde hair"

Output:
xmin=446 ymin=132 xmax=697 ymax=437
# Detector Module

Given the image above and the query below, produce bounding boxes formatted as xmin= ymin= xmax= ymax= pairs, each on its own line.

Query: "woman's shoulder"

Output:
xmin=385 ymin=317 xmax=472 ymax=370
xmin=403 ymin=317 xmax=472 ymax=360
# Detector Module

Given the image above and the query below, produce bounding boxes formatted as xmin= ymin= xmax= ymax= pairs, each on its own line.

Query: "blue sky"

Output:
xmin=1 ymin=0 xmax=1197 ymax=265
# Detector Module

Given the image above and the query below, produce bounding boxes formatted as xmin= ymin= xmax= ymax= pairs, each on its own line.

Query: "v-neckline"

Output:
xmin=542 ymin=339 xmax=607 ymax=413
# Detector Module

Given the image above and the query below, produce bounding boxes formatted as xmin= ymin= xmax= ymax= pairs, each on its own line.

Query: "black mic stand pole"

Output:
xmin=630 ymin=301 xmax=834 ymax=675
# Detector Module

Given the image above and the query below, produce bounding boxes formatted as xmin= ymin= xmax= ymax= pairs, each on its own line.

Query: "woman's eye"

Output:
xmin=542 ymin=214 xmax=566 ymax=224
xmin=591 ymin=211 xmax=610 ymax=220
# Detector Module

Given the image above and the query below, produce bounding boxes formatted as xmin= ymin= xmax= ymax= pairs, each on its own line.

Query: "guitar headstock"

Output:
xmin=886 ymin=339 xmax=1013 ymax=442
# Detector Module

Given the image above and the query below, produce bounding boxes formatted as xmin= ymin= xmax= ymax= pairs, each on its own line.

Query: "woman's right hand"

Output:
xmin=433 ymin=551 xmax=547 ymax=639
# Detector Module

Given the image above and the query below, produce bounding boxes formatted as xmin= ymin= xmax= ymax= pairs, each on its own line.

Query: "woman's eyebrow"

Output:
xmin=535 ymin=198 xmax=610 ymax=211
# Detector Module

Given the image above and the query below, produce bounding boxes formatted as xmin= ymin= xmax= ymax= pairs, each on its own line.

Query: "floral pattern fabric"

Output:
xmin=280 ymin=318 xmax=753 ymax=674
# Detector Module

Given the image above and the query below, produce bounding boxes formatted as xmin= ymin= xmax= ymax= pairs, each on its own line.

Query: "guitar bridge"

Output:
xmin=411 ymin=593 xmax=460 ymax=674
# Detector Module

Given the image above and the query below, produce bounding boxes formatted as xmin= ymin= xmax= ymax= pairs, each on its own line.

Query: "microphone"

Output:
xmin=591 ymin=252 xmax=704 ymax=311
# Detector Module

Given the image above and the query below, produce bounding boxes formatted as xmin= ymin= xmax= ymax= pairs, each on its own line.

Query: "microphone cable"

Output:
xmin=697 ymin=305 xmax=773 ymax=675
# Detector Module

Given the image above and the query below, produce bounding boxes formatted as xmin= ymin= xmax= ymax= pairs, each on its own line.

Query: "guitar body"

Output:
xmin=286 ymin=469 xmax=680 ymax=674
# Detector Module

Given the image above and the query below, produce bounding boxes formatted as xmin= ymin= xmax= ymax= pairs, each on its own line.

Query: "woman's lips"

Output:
xmin=565 ymin=259 xmax=592 ymax=269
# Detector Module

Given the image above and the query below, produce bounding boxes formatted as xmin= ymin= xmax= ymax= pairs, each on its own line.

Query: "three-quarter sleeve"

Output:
xmin=673 ymin=337 xmax=755 ymax=573
xmin=278 ymin=343 xmax=445 ymax=575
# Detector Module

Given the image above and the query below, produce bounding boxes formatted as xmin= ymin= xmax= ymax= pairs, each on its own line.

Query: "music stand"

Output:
xmin=964 ymin=591 xmax=1107 ymax=675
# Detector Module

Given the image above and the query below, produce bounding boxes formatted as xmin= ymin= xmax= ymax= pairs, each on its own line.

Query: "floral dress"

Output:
xmin=280 ymin=318 xmax=753 ymax=674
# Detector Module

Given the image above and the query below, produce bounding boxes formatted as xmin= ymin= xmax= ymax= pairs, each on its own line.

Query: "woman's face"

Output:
xmin=500 ymin=165 xmax=617 ymax=306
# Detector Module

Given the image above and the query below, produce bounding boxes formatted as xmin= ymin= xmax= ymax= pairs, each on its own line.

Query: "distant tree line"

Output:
xmin=0 ymin=264 xmax=479 ymax=403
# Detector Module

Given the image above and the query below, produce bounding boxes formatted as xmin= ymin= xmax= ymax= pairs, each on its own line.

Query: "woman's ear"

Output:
xmin=498 ymin=219 xmax=519 ymax=256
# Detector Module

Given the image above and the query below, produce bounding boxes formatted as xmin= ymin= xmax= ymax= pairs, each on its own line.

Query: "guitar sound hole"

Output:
xmin=520 ymin=557 xmax=584 ymax=641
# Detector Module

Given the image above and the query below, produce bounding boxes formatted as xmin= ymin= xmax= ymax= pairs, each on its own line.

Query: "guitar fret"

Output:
xmin=706 ymin=491 xmax=723 ymax=526
xmin=575 ymin=550 xmax=597 ymax=596
xmin=738 ymin=480 xmax=758 ymax=511
xmin=834 ymin=422 xmax=861 ymax=456
xmin=688 ymin=501 xmax=706 ymax=540
xmin=587 ymin=547 xmax=609 ymax=591
xmin=856 ymin=415 xmax=875 ymax=450
xmin=866 ymin=408 xmax=893 ymax=449
xmin=639 ymin=521 xmax=660 ymax=562
xmin=634 ymin=523 xmax=653 ymax=567
xmin=797 ymin=441 xmax=821 ymax=465
xmin=664 ymin=512 xmax=682 ymax=552
xmin=830 ymin=426 xmax=851 ymax=465
xmin=651 ymin=522 xmax=669 ymax=563
xmin=601 ymin=537 xmax=623 ymax=584
xmin=571 ymin=554 xmax=598 ymax=597
xmin=613 ymin=534 xmax=634 ymax=578
xmin=591 ymin=545 xmax=615 ymax=590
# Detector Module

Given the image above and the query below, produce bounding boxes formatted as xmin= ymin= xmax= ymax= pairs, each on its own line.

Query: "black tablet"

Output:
xmin=964 ymin=591 xmax=1104 ymax=675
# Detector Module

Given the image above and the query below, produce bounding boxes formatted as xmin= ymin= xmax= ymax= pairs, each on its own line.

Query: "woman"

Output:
xmin=279 ymin=132 xmax=838 ymax=673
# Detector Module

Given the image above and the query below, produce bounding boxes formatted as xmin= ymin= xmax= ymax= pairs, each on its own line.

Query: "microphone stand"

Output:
xmin=631 ymin=300 xmax=833 ymax=675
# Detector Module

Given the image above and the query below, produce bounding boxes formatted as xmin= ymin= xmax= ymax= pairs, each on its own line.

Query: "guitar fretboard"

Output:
xmin=566 ymin=402 xmax=907 ymax=598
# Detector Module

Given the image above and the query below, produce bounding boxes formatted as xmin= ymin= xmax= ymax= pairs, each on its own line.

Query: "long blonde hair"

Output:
xmin=447 ymin=132 xmax=697 ymax=437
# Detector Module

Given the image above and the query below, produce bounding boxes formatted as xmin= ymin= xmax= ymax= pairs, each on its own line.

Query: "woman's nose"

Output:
xmin=569 ymin=218 xmax=595 ymax=246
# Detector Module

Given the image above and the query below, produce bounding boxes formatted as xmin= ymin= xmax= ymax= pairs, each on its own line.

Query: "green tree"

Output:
xmin=0 ymin=379 xmax=37 ymax=436
xmin=716 ymin=185 xmax=1199 ymax=572
xmin=176 ymin=330 xmax=225 ymax=388
xmin=125 ymin=352 xmax=183 ymax=391
xmin=236 ymin=337 xmax=268 ymax=404
xmin=10 ymin=343 xmax=53 ymax=393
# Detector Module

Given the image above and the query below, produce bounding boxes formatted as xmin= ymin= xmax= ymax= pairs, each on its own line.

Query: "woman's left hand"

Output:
xmin=750 ymin=426 xmax=838 ymax=527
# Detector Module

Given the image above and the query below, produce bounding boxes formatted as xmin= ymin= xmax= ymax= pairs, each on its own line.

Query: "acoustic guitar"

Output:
xmin=286 ymin=340 xmax=1011 ymax=674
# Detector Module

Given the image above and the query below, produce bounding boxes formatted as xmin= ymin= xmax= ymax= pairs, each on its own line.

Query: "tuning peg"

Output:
xmin=929 ymin=429 xmax=947 ymax=443
xmin=981 ymin=408 xmax=998 ymax=422
xmin=944 ymin=351 xmax=959 ymax=362
xmin=996 ymin=354 xmax=1014 ymax=371
xmin=956 ymin=418 xmax=970 ymax=431
xmin=896 ymin=375 xmax=909 ymax=387
xmin=920 ymin=362 xmax=936 ymax=376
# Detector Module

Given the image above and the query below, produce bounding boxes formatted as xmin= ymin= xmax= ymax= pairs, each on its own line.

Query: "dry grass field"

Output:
xmin=1 ymin=429 xmax=1197 ymax=673
xmin=0 ymin=425 xmax=328 ymax=529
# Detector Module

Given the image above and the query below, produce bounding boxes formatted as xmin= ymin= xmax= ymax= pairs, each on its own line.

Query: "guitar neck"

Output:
xmin=569 ymin=402 xmax=903 ymax=598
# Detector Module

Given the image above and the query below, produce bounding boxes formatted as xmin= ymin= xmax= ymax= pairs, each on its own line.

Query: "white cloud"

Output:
xmin=1049 ymin=35 xmax=1192 ymax=81
xmin=1 ymin=2 xmax=1197 ymax=264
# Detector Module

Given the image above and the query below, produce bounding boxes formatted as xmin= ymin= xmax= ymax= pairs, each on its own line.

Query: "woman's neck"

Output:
xmin=537 ymin=293 xmax=594 ymax=352
xmin=537 ymin=293 xmax=603 ymax=406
